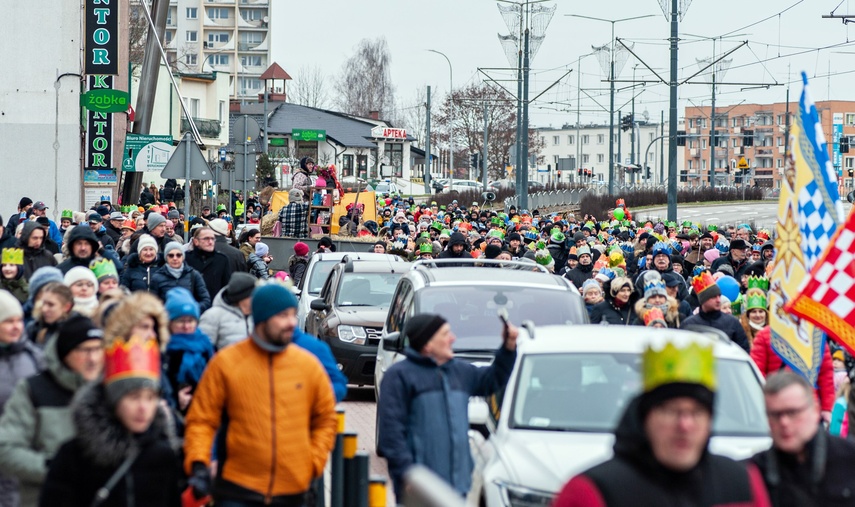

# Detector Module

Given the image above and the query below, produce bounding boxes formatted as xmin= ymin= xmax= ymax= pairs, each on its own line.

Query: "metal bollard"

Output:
xmin=354 ymin=452 xmax=370 ymax=507
xmin=330 ymin=410 xmax=346 ymax=507
xmin=342 ymin=432 xmax=359 ymax=502
xmin=368 ymin=476 xmax=387 ymax=507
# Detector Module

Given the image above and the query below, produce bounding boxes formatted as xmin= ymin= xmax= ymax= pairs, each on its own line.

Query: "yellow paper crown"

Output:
xmin=1 ymin=248 xmax=23 ymax=266
xmin=642 ymin=341 xmax=717 ymax=393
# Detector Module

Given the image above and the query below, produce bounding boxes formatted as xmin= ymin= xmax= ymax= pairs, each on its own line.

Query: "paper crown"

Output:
xmin=418 ymin=242 xmax=433 ymax=254
xmin=744 ymin=289 xmax=768 ymax=312
xmin=608 ymin=249 xmax=625 ymax=268
xmin=643 ymin=341 xmax=717 ymax=393
xmin=692 ymin=272 xmax=718 ymax=296
xmin=643 ymin=307 xmax=667 ymax=327
xmin=643 ymin=277 xmax=667 ymax=298
xmin=746 ymin=275 xmax=770 ymax=293
xmin=1 ymin=248 xmax=23 ymax=265
xmin=488 ymin=229 xmax=505 ymax=239
xmin=535 ymin=249 xmax=553 ymax=266
xmin=61 ymin=209 xmax=74 ymax=220
xmin=90 ymin=258 xmax=118 ymax=281
xmin=104 ymin=335 xmax=161 ymax=387
xmin=652 ymin=241 xmax=672 ymax=257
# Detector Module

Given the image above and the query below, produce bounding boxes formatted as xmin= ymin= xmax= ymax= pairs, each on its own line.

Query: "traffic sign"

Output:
xmin=234 ymin=116 xmax=261 ymax=142
xmin=737 ymin=157 xmax=749 ymax=170
xmin=122 ymin=134 xmax=173 ymax=172
xmin=160 ymin=135 xmax=212 ymax=180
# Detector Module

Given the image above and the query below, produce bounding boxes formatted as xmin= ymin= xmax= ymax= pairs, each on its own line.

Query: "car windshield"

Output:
xmin=510 ymin=353 xmax=768 ymax=437
xmin=337 ymin=272 xmax=402 ymax=307
xmin=307 ymin=261 xmax=337 ymax=295
xmin=375 ymin=183 xmax=391 ymax=193
xmin=415 ymin=286 xmax=585 ymax=350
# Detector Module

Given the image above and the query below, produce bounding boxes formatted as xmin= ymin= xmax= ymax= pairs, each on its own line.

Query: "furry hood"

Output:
xmin=71 ymin=383 xmax=180 ymax=468
xmin=102 ymin=292 xmax=170 ymax=351
xmin=634 ymin=297 xmax=681 ymax=325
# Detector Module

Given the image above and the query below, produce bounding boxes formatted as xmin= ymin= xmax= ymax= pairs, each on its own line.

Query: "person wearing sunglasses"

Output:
xmin=151 ymin=242 xmax=211 ymax=312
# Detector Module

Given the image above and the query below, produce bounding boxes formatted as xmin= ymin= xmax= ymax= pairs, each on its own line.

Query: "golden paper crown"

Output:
xmin=746 ymin=275 xmax=769 ymax=292
xmin=104 ymin=336 xmax=161 ymax=386
xmin=90 ymin=258 xmax=118 ymax=281
xmin=1 ymin=248 xmax=23 ymax=265
xmin=643 ymin=341 xmax=716 ymax=393
xmin=691 ymin=272 xmax=717 ymax=296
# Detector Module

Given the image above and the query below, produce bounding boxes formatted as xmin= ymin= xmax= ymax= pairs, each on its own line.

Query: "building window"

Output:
xmin=597 ymin=154 xmax=604 ymax=163
xmin=240 ymin=8 xmax=265 ymax=21
xmin=210 ymin=54 xmax=229 ymax=66
xmin=688 ymin=160 xmax=693 ymax=170
xmin=553 ymin=155 xmax=559 ymax=164
xmin=777 ymin=158 xmax=784 ymax=168
xmin=777 ymin=115 xmax=784 ymax=125
xmin=384 ymin=143 xmax=403 ymax=178
xmin=597 ymin=134 xmax=605 ymax=144
xmin=207 ymin=7 xmax=229 ymax=19
xmin=239 ymin=77 xmax=262 ymax=94
xmin=732 ymin=138 xmax=738 ymax=147
xmin=582 ymin=154 xmax=589 ymax=163
xmin=846 ymin=113 xmax=855 ymax=125
xmin=186 ymin=7 xmax=197 ymax=19
xmin=186 ymin=31 xmax=197 ymax=42
xmin=208 ymin=32 xmax=229 ymax=44
xmin=218 ymin=101 xmax=225 ymax=124
xmin=701 ymin=139 xmax=707 ymax=150
xmin=240 ymin=32 xmax=264 ymax=45
xmin=688 ymin=119 xmax=694 ymax=129
xmin=553 ymin=136 xmax=560 ymax=145
xmin=356 ymin=154 xmax=368 ymax=179
xmin=241 ymin=55 xmax=263 ymax=67
xmin=185 ymin=54 xmax=197 ymax=66
xmin=649 ymin=132 xmax=654 ymax=142
xmin=613 ymin=134 xmax=619 ymax=143
xmin=567 ymin=135 xmax=574 ymax=145
xmin=582 ymin=135 xmax=589 ymax=145
xmin=539 ymin=136 xmax=545 ymax=144
xmin=846 ymin=157 xmax=855 ymax=169
xmin=702 ymin=160 xmax=706 ymax=170
xmin=164 ymin=31 xmax=173 ymax=44
xmin=342 ymin=154 xmax=354 ymax=177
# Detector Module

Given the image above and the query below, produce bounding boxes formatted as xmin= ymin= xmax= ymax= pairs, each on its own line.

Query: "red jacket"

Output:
xmin=750 ymin=326 xmax=835 ymax=412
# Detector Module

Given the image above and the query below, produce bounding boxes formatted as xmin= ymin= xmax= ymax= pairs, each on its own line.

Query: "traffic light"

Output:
xmin=646 ymin=166 xmax=651 ymax=179
xmin=470 ymin=153 xmax=480 ymax=169
xmin=841 ymin=137 xmax=850 ymax=154
xmin=557 ymin=170 xmax=562 ymax=179
xmin=620 ymin=114 xmax=633 ymax=132
xmin=676 ymin=130 xmax=686 ymax=146
xmin=848 ymin=168 xmax=854 ymax=177
xmin=578 ymin=168 xmax=583 ymax=176
xmin=743 ymin=130 xmax=754 ymax=147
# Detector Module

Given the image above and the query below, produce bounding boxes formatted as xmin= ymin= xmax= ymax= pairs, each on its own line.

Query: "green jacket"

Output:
xmin=0 ymin=278 xmax=28 ymax=304
xmin=0 ymin=337 xmax=88 ymax=507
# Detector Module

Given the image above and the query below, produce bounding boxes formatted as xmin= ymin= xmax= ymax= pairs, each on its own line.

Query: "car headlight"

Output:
xmin=497 ymin=481 xmax=555 ymax=507
xmin=337 ymin=325 xmax=367 ymax=345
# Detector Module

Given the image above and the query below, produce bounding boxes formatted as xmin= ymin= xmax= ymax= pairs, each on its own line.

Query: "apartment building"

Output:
xmin=683 ymin=100 xmax=855 ymax=189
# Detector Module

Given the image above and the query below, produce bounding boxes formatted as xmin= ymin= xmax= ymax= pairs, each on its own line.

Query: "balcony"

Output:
xmin=181 ymin=117 xmax=222 ymax=139
xmin=238 ymin=42 xmax=264 ymax=51
xmin=755 ymin=147 xmax=775 ymax=157
xmin=714 ymin=148 xmax=728 ymax=158
xmin=689 ymin=148 xmax=699 ymax=157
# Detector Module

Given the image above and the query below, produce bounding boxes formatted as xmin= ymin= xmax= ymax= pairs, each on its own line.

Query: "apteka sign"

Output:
xmin=85 ymin=0 xmax=118 ymax=75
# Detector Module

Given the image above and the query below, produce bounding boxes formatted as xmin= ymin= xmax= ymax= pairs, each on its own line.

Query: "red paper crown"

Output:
xmin=104 ymin=336 xmax=161 ymax=386
xmin=643 ymin=307 xmax=667 ymax=326
xmin=692 ymin=272 xmax=717 ymax=296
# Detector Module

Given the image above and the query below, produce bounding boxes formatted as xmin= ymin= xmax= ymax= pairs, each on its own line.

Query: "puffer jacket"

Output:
xmin=377 ymin=345 xmax=517 ymax=499
xmin=247 ymin=253 xmax=269 ymax=280
xmin=150 ymin=264 xmax=211 ymax=312
xmin=198 ymin=289 xmax=253 ymax=350
xmin=184 ymin=335 xmax=337 ymax=502
xmin=120 ymin=252 xmax=164 ymax=293
xmin=40 ymin=384 xmax=182 ymax=507
xmin=681 ymin=309 xmax=750 ymax=353
xmin=0 ymin=269 xmax=29 ymax=304
xmin=18 ymin=222 xmax=58 ymax=280
xmin=0 ymin=337 xmax=89 ymax=506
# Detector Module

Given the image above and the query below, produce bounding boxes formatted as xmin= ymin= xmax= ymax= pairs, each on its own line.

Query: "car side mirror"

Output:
xmin=382 ymin=332 xmax=402 ymax=352
xmin=310 ymin=299 xmax=329 ymax=312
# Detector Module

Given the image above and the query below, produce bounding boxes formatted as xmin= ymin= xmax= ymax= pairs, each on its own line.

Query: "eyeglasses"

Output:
xmin=196 ymin=237 xmax=215 ymax=242
xmin=167 ymin=253 xmax=183 ymax=258
xmin=766 ymin=404 xmax=812 ymax=422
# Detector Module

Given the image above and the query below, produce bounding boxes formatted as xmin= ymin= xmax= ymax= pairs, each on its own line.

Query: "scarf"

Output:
xmin=750 ymin=320 xmax=765 ymax=331
xmin=73 ymin=296 xmax=99 ymax=317
xmin=250 ymin=332 xmax=287 ymax=353
xmin=166 ymin=330 xmax=214 ymax=386
xmin=166 ymin=264 xmax=184 ymax=279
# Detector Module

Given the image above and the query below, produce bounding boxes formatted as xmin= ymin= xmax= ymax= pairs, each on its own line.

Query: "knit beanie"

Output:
xmin=137 ymin=234 xmax=159 ymax=254
xmin=0 ymin=290 xmax=23 ymax=323
xmin=163 ymin=242 xmax=183 ymax=258
xmin=28 ymin=267 xmax=64 ymax=300
xmin=225 ymin=272 xmax=257 ymax=304
xmin=55 ymin=314 xmax=103 ymax=360
xmin=146 ymin=213 xmax=166 ymax=230
xmin=64 ymin=266 xmax=98 ymax=289
xmin=581 ymin=279 xmax=601 ymax=295
xmin=294 ymin=242 xmax=309 ymax=257
xmin=289 ymin=188 xmax=304 ymax=203
xmin=610 ymin=277 xmax=633 ymax=298
xmin=405 ymin=313 xmax=447 ymax=352
xmin=485 ymin=244 xmax=502 ymax=259
xmin=164 ymin=287 xmax=200 ymax=321
xmin=252 ymin=283 xmax=298 ymax=324
xmin=703 ymin=249 xmax=720 ymax=264
xmin=255 ymin=242 xmax=270 ymax=257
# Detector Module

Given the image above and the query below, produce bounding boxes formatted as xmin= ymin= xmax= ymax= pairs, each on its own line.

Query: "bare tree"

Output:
xmin=128 ymin=2 xmax=149 ymax=75
xmin=399 ymin=87 xmax=427 ymax=148
xmin=290 ymin=65 xmax=329 ymax=109
xmin=334 ymin=37 xmax=396 ymax=119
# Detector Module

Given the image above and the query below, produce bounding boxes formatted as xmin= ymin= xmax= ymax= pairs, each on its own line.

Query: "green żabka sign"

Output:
xmin=80 ymin=89 xmax=130 ymax=113
xmin=292 ymin=129 xmax=326 ymax=142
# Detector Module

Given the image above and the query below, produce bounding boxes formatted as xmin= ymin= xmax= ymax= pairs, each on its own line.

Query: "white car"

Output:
xmin=295 ymin=252 xmax=405 ymax=330
xmin=441 ymin=179 xmax=484 ymax=194
xmin=472 ymin=325 xmax=771 ymax=507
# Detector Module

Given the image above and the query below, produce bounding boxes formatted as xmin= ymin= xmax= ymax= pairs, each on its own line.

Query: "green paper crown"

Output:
xmin=643 ymin=341 xmax=716 ymax=393
xmin=418 ymin=242 xmax=433 ymax=254
xmin=90 ymin=258 xmax=118 ymax=281
xmin=746 ymin=275 xmax=769 ymax=292
xmin=61 ymin=209 xmax=74 ymax=220
xmin=1 ymin=248 xmax=23 ymax=265
xmin=744 ymin=289 xmax=768 ymax=312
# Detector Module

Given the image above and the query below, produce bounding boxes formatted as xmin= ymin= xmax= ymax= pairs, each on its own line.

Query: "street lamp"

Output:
xmin=428 ymin=49 xmax=454 ymax=192
xmin=567 ymin=14 xmax=654 ymax=196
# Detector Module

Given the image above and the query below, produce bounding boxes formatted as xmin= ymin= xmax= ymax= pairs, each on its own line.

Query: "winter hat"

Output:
xmin=146 ymin=212 xmax=166 ymax=230
xmin=0 ymin=290 xmax=23 ymax=323
xmin=56 ymin=314 xmax=103 ymax=360
xmin=164 ymin=287 xmax=200 ymax=321
xmin=208 ymin=218 xmax=229 ymax=237
xmin=137 ymin=234 xmax=159 ymax=254
xmin=294 ymin=242 xmax=309 ymax=257
xmin=289 ymin=188 xmax=304 ymax=203
xmin=252 ymin=283 xmax=298 ymax=324
xmin=729 ymin=239 xmax=749 ymax=251
xmin=405 ymin=313 xmax=448 ymax=352
xmin=64 ymin=266 xmax=98 ymax=288
xmin=225 ymin=272 xmax=257 ymax=304
xmin=167 ymin=209 xmax=180 ymax=219
xmin=643 ymin=277 xmax=667 ymax=299
xmin=484 ymin=244 xmax=502 ymax=259
xmin=609 ymin=277 xmax=634 ymax=298
xmin=18 ymin=197 xmax=32 ymax=209
xmin=28 ymin=267 xmax=64 ymax=300
xmin=576 ymin=246 xmax=592 ymax=259
xmin=703 ymin=249 xmax=720 ymax=264
xmin=163 ymin=242 xmax=183 ymax=258
xmin=692 ymin=272 xmax=722 ymax=305
xmin=507 ymin=232 xmax=522 ymax=242
xmin=581 ymin=279 xmax=602 ymax=295
xmin=255 ymin=242 xmax=269 ymax=257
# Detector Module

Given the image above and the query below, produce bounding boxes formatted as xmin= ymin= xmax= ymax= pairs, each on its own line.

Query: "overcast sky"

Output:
xmin=271 ymin=0 xmax=855 ymax=128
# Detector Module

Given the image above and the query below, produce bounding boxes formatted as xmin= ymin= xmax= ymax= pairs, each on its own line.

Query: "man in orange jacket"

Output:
xmin=184 ymin=283 xmax=337 ymax=506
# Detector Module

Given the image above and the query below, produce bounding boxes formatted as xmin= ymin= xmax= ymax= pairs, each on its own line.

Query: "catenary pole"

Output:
xmin=667 ymin=0 xmax=679 ymax=221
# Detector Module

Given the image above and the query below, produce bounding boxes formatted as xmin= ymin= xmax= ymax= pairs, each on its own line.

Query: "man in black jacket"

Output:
xmin=208 ymin=219 xmax=247 ymax=273
xmin=752 ymin=371 xmax=855 ymax=507
xmin=711 ymin=239 xmax=752 ymax=280
xmin=563 ymin=245 xmax=594 ymax=290
xmin=184 ymin=226 xmax=232 ymax=297
xmin=681 ymin=273 xmax=749 ymax=352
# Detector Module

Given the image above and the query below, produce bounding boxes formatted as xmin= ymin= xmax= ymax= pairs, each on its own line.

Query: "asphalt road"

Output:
xmin=637 ymin=201 xmax=853 ymax=229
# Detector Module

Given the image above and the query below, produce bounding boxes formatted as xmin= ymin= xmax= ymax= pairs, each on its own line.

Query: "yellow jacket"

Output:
xmin=184 ymin=337 xmax=337 ymax=499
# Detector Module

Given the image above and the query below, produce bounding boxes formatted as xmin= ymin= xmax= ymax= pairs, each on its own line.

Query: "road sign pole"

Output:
xmin=243 ymin=115 xmax=248 ymax=225
xmin=183 ymin=131 xmax=191 ymax=241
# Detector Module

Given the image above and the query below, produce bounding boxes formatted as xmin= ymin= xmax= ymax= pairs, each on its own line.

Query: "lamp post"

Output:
xmin=568 ymin=14 xmax=654 ymax=196
xmin=428 ymin=49 xmax=454 ymax=192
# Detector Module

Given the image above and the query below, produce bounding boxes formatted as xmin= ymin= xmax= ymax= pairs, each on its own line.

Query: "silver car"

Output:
xmin=472 ymin=325 xmax=771 ymax=507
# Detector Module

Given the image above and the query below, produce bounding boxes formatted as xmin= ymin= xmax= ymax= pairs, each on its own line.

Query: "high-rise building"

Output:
xmin=162 ymin=0 xmax=271 ymax=101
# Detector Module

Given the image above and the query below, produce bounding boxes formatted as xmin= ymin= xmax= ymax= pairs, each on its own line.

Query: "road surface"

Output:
xmin=637 ymin=201 xmax=853 ymax=229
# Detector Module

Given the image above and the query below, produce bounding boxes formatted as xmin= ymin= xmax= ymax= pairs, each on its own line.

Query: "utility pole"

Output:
xmin=709 ymin=72 xmax=717 ymax=188
xmin=617 ymin=109 xmax=622 ymax=187
xmin=576 ymin=55 xmax=582 ymax=185
xmin=667 ymin=0 xmax=679 ymax=222
xmin=660 ymin=110 xmax=665 ymax=185
xmin=482 ymin=102 xmax=489 ymax=191
xmin=425 ymin=86 xmax=431 ymax=194
xmin=630 ymin=66 xmax=637 ymax=185
xmin=609 ymin=34 xmax=616 ymax=196
xmin=521 ymin=17 xmax=530 ymax=208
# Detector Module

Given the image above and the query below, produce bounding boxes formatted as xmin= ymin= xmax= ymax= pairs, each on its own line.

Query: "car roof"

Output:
xmin=518 ymin=325 xmax=749 ymax=361
xmin=312 ymin=252 xmax=403 ymax=263
xmin=409 ymin=266 xmax=573 ymax=289
xmin=333 ymin=260 xmax=409 ymax=274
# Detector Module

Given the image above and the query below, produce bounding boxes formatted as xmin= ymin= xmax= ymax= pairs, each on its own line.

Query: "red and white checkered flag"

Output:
xmin=786 ymin=210 xmax=855 ymax=355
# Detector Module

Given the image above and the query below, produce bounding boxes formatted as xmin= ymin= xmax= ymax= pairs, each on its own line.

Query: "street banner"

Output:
xmin=769 ymin=72 xmax=844 ymax=386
